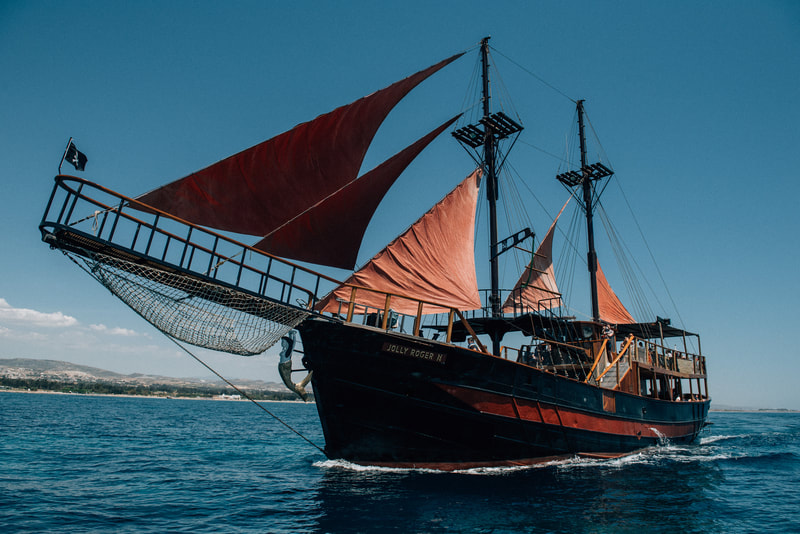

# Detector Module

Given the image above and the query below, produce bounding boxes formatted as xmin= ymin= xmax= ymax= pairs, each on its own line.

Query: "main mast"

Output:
xmin=481 ymin=38 xmax=502 ymax=352
xmin=452 ymin=37 xmax=523 ymax=355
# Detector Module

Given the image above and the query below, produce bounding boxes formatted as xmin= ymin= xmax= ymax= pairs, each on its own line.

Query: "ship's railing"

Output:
xmin=466 ymin=289 xmax=563 ymax=321
xmin=584 ymin=335 xmax=707 ymax=381
xmin=588 ymin=335 xmax=708 ymax=399
xmin=501 ymin=340 xmax=594 ymax=380
xmin=501 ymin=332 xmax=708 ymax=398
xmin=323 ymin=286 xmax=489 ymax=354
xmin=318 ymin=282 xmax=567 ymax=331
xmin=628 ymin=338 xmax=706 ymax=376
xmin=628 ymin=336 xmax=709 ymax=400
xmin=39 ymin=176 xmax=339 ymax=314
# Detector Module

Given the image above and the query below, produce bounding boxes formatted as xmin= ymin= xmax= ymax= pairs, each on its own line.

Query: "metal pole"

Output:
xmin=58 ymin=137 xmax=73 ymax=175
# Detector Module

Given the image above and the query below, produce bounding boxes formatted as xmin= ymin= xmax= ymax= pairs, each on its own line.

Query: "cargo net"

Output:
xmin=69 ymin=252 xmax=311 ymax=356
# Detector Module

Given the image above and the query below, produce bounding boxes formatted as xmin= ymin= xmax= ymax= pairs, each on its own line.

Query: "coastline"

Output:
xmin=6 ymin=389 xmax=796 ymax=411
xmin=709 ymin=408 xmax=798 ymax=413
xmin=0 ymin=388 xmax=311 ymax=403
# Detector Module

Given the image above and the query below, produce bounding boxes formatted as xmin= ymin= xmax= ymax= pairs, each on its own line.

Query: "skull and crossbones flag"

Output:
xmin=63 ymin=140 xmax=88 ymax=171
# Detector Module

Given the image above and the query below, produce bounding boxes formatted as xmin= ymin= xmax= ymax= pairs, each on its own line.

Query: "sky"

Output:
xmin=1 ymin=0 xmax=799 ymax=409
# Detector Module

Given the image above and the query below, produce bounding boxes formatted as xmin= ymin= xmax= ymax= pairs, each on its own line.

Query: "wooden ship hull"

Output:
xmin=299 ymin=318 xmax=709 ymax=468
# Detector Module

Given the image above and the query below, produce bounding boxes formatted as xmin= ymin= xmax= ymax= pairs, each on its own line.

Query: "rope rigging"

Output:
xmin=597 ymin=202 xmax=654 ymax=320
xmin=460 ymin=41 xmax=692 ymax=342
xmin=490 ymin=47 xmax=577 ymax=104
xmin=163 ymin=332 xmax=325 ymax=455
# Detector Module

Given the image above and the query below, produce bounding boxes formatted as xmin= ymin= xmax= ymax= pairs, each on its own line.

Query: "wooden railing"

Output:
xmin=325 ymin=285 xmax=489 ymax=354
xmin=629 ymin=339 xmax=706 ymax=376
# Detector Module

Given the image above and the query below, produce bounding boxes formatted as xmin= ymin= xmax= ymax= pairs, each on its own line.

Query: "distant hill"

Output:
xmin=0 ymin=358 xmax=293 ymax=398
xmin=2 ymin=358 xmax=142 ymax=380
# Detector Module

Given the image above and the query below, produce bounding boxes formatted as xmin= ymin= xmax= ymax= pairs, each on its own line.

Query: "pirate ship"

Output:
xmin=40 ymin=38 xmax=709 ymax=468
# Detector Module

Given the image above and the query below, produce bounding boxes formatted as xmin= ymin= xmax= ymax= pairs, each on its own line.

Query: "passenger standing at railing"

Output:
xmin=602 ymin=326 xmax=615 ymax=363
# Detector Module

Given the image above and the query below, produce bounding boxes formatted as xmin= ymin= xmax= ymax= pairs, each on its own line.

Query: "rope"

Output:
xmin=164 ymin=333 xmax=326 ymax=455
xmin=69 ymin=207 xmax=115 ymax=229
xmin=490 ymin=47 xmax=576 ymax=104
xmin=597 ymin=204 xmax=653 ymax=326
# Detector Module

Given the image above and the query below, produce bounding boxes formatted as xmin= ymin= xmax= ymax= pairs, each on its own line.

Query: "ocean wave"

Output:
xmin=314 ymin=448 xmax=710 ymax=475
xmin=315 ymin=456 xmax=599 ymax=475
xmin=313 ymin=459 xmax=445 ymax=474
xmin=313 ymin=436 xmax=798 ymax=475
xmin=700 ymin=433 xmax=750 ymax=445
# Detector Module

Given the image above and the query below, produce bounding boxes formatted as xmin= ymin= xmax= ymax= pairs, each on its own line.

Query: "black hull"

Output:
xmin=297 ymin=318 xmax=710 ymax=468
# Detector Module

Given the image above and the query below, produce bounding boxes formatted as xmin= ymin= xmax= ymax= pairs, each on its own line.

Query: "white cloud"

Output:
xmin=0 ymin=325 xmax=48 ymax=341
xmin=0 ymin=298 xmax=78 ymax=328
xmin=89 ymin=323 xmax=138 ymax=336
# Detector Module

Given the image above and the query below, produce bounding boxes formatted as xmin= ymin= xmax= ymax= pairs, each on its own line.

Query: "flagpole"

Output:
xmin=58 ymin=137 xmax=73 ymax=175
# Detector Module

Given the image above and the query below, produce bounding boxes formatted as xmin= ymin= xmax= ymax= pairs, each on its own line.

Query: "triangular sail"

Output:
xmin=136 ymin=53 xmax=464 ymax=240
xmin=252 ymin=116 xmax=460 ymax=269
xmin=316 ymin=169 xmax=483 ymax=315
xmin=502 ymin=198 xmax=570 ymax=313
xmin=597 ymin=261 xmax=634 ymax=324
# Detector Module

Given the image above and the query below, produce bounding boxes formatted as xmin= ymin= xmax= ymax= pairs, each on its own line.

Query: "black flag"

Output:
xmin=64 ymin=140 xmax=88 ymax=171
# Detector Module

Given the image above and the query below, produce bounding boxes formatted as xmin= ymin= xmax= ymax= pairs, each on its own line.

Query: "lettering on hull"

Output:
xmin=381 ymin=342 xmax=448 ymax=365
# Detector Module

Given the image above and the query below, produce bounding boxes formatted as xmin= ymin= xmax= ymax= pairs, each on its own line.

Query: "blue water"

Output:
xmin=1 ymin=393 xmax=798 ymax=533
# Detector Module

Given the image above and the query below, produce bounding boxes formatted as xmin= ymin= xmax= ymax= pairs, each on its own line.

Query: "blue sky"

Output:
xmin=1 ymin=1 xmax=798 ymax=409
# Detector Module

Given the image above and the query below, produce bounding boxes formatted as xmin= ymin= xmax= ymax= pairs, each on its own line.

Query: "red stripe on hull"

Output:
xmin=438 ymin=384 xmax=698 ymax=440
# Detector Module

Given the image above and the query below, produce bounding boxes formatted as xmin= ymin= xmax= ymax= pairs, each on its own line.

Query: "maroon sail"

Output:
xmin=597 ymin=261 xmax=634 ymax=324
xmin=502 ymin=198 xmax=569 ymax=313
xmin=252 ymin=116 xmax=460 ymax=269
xmin=316 ymin=169 xmax=482 ymax=315
xmin=136 ymin=53 xmax=464 ymax=239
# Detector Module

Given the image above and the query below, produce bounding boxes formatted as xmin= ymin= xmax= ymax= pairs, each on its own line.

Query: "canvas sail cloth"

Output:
xmin=596 ymin=262 xmax=634 ymax=324
xmin=316 ymin=169 xmax=483 ymax=316
xmin=502 ymin=199 xmax=569 ymax=313
xmin=136 ymin=53 xmax=463 ymax=269
xmin=252 ymin=116 xmax=459 ymax=268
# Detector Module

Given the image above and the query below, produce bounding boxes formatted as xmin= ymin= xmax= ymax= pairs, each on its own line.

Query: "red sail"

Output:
xmin=502 ymin=198 xmax=569 ymax=313
xmin=316 ymin=169 xmax=482 ymax=315
xmin=136 ymin=53 xmax=464 ymax=238
xmin=597 ymin=261 xmax=634 ymax=324
xmin=252 ymin=116 xmax=460 ymax=269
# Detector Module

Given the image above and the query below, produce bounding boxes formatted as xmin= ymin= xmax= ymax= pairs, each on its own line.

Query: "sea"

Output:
xmin=1 ymin=392 xmax=797 ymax=533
